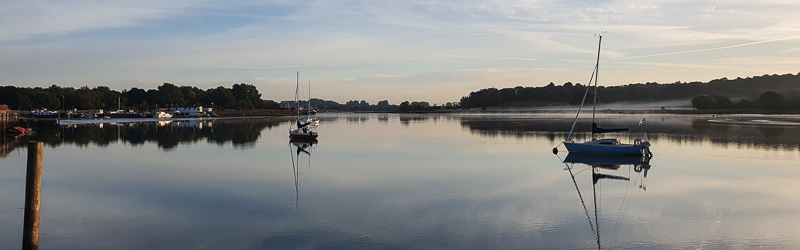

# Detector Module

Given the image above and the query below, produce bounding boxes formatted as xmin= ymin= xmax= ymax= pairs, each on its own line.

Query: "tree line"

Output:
xmin=280 ymin=99 xmax=458 ymax=112
xmin=691 ymin=91 xmax=793 ymax=110
xmin=459 ymin=73 xmax=800 ymax=109
xmin=0 ymin=83 xmax=280 ymax=111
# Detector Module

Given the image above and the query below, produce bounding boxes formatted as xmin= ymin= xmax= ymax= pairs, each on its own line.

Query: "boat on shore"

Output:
xmin=153 ymin=111 xmax=173 ymax=118
xmin=560 ymin=35 xmax=651 ymax=156
xmin=30 ymin=110 xmax=61 ymax=118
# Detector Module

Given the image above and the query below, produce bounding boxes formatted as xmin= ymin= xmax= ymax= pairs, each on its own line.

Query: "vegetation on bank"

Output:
xmin=281 ymin=99 xmax=458 ymax=112
xmin=459 ymin=73 xmax=800 ymax=110
xmin=690 ymin=91 xmax=790 ymax=110
xmin=1 ymin=83 xmax=452 ymax=113
xmin=4 ymin=72 xmax=799 ymax=114
xmin=0 ymin=83 xmax=280 ymax=111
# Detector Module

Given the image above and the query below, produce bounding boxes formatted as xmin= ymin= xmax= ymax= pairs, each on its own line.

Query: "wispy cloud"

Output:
xmin=1 ymin=0 xmax=799 ymax=103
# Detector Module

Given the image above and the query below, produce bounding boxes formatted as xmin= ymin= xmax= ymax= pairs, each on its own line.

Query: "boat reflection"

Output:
xmin=561 ymin=153 xmax=652 ymax=249
xmin=289 ymin=140 xmax=317 ymax=208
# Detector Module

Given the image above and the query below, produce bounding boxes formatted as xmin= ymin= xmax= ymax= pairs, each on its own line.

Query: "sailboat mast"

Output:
xmin=592 ymin=35 xmax=602 ymax=139
xmin=295 ymin=71 xmax=300 ymax=117
xmin=308 ymin=80 xmax=312 ymax=119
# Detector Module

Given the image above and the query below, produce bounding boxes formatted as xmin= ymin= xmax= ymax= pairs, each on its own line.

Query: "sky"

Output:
xmin=1 ymin=0 xmax=799 ymax=104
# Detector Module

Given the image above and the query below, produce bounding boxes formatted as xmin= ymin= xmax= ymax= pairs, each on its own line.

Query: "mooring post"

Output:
xmin=23 ymin=141 xmax=43 ymax=250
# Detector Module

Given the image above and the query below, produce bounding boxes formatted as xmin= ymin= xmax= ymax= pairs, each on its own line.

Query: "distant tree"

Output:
xmin=399 ymin=101 xmax=411 ymax=113
xmin=70 ymin=87 xmax=98 ymax=109
xmin=125 ymin=88 xmax=147 ymax=110
xmin=736 ymin=99 xmax=754 ymax=109
xmin=157 ymin=83 xmax=185 ymax=107
xmin=208 ymin=86 xmax=236 ymax=108
xmin=691 ymin=95 xmax=716 ymax=110
xmin=377 ymin=100 xmax=389 ymax=107
xmin=180 ymin=86 xmax=205 ymax=106
xmin=710 ymin=95 xmax=735 ymax=109
xmin=93 ymin=86 xmax=121 ymax=110
xmin=757 ymin=91 xmax=785 ymax=110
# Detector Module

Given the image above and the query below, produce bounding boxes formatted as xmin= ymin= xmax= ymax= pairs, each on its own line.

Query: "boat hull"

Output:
xmin=289 ymin=132 xmax=318 ymax=142
xmin=564 ymin=141 xmax=644 ymax=155
xmin=563 ymin=153 xmax=645 ymax=166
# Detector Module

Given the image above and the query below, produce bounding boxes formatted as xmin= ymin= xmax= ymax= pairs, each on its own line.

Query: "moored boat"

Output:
xmin=30 ymin=110 xmax=60 ymax=118
xmin=289 ymin=71 xmax=319 ymax=142
xmin=153 ymin=111 xmax=173 ymax=118
xmin=559 ymin=34 xmax=651 ymax=156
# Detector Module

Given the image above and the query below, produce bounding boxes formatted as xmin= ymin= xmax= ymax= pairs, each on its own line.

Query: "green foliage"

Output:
xmin=0 ymin=83 xmax=281 ymax=111
xmin=459 ymin=73 xmax=800 ymax=109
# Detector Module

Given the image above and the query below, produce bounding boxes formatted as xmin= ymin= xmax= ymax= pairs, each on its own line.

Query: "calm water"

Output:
xmin=2 ymin=113 xmax=800 ymax=249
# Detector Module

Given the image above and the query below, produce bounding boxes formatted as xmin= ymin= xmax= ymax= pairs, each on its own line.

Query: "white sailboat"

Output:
xmin=561 ymin=35 xmax=651 ymax=156
xmin=289 ymin=71 xmax=319 ymax=141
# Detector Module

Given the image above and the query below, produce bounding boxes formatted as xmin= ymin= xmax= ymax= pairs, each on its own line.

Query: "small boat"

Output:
xmin=289 ymin=71 xmax=319 ymax=141
xmin=560 ymin=35 xmax=651 ymax=156
xmin=153 ymin=111 xmax=173 ymax=118
xmin=30 ymin=110 xmax=60 ymax=118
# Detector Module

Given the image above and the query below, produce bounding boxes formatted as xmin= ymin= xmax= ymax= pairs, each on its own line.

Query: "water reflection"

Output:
xmin=561 ymin=153 xmax=652 ymax=249
xmin=458 ymin=115 xmax=800 ymax=150
xmin=289 ymin=141 xmax=316 ymax=208
xmin=0 ymin=118 xmax=286 ymax=156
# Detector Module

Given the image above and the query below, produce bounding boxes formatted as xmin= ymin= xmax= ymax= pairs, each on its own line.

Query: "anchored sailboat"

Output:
xmin=289 ymin=71 xmax=319 ymax=141
xmin=561 ymin=35 xmax=651 ymax=156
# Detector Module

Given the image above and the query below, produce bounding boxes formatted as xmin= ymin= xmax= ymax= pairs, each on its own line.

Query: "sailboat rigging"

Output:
xmin=561 ymin=35 xmax=652 ymax=156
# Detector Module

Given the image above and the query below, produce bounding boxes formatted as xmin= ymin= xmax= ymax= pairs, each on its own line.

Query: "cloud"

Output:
xmin=0 ymin=1 xmax=175 ymax=41
xmin=2 ymin=0 xmax=800 ymax=104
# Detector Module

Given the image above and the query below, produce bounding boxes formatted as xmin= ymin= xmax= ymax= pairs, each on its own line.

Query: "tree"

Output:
xmin=757 ymin=91 xmax=785 ymax=110
xmin=710 ymin=95 xmax=735 ymax=109
xmin=208 ymin=86 xmax=236 ymax=108
xmin=125 ymin=88 xmax=147 ymax=110
xmin=93 ymin=86 xmax=122 ymax=110
xmin=736 ymin=99 xmax=754 ymax=109
xmin=377 ymin=100 xmax=389 ymax=107
xmin=691 ymin=95 xmax=716 ymax=110
xmin=231 ymin=83 xmax=262 ymax=109
xmin=398 ymin=101 xmax=411 ymax=113
xmin=156 ymin=83 xmax=185 ymax=107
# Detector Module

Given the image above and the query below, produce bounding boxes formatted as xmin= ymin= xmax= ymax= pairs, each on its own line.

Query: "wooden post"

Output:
xmin=23 ymin=141 xmax=43 ymax=250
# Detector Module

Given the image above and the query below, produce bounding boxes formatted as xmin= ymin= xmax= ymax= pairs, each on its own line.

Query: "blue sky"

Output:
xmin=1 ymin=0 xmax=799 ymax=104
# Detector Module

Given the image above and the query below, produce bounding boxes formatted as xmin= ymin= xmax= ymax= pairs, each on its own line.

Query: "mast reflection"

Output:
xmin=561 ymin=153 xmax=652 ymax=249
xmin=289 ymin=140 xmax=317 ymax=208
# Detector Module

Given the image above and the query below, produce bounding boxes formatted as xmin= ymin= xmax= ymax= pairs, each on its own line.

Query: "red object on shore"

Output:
xmin=9 ymin=126 xmax=33 ymax=136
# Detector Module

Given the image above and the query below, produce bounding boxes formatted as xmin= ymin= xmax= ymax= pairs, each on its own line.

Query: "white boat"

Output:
xmin=289 ymin=71 xmax=319 ymax=142
xmin=561 ymin=35 xmax=651 ymax=156
xmin=153 ymin=111 xmax=173 ymax=118
xmin=31 ymin=110 xmax=60 ymax=118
